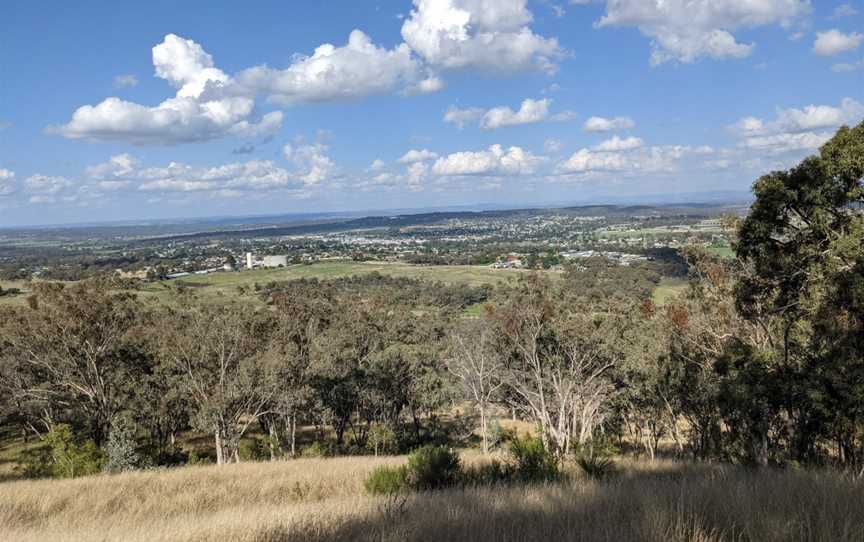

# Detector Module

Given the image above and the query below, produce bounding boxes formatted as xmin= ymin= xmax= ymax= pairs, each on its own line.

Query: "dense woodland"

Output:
xmin=0 ymin=121 xmax=862 ymax=478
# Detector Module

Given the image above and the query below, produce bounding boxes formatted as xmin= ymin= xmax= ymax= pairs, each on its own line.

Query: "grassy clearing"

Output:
xmin=652 ymin=277 xmax=688 ymax=306
xmin=705 ymin=246 xmax=735 ymax=259
xmin=0 ymin=456 xmax=861 ymax=542
xmin=136 ymin=261 xmax=533 ymax=304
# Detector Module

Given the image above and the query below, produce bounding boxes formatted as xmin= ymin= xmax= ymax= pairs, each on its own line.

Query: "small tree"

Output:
xmin=104 ymin=415 xmax=144 ymax=473
xmin=446 ymin=321 xmax=505 ymax=454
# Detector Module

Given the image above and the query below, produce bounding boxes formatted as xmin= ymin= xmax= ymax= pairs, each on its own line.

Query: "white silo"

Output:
xmin=246 ymin=252 xmax=253 ymax=269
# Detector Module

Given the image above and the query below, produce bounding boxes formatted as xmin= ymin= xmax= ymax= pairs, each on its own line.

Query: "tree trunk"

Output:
xmin=215 ymin=428 xmax=224 ymax=465
xmin=290 ymin=414 xmax=297 ymax=458
xmin=480 ymin=407 xmax=489 ymax=455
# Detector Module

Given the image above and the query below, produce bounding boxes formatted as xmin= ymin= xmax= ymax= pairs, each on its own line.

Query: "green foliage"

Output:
xmin=508 ymin=436 xmax=559 ymax=483
xmin=406 ymin=445 xmax=461 ymax=490
xmin=461 ymin=459 xmax=512 ymax=486
xmin=239 ymin=438 xmax=268 ymax=462
xmin=364 ymin=465 xmax=410 ymax=495
xmin=42 ymin=424 xmax=105 ymax=479
xmin=301 ymin=441 xmax=334 ymax=458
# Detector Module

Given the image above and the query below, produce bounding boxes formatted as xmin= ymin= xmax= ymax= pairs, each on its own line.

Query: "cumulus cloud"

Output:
xmin=583 ymin=115 xmax=635 ymax=132
xmin=732 ymin=98 xmax=864 ymax=136
xmin=544 ymin=138 xmax=564 ymax=154
xmin=595 ymin=0 xmax=810 ymax=65
xmin=557 ymin=145 xmax=699 ymax=175
xmin=593 ymin=135 xmax=644 ymax=152
xmin=401 ymin=0 xmax=564 ymax=73
xmin=50 ymin=34 xmax=283 ymax=145
xmin=731 ymin=98 xmax=864 ymax=154
xmin=443 ymin=106 xmax=485 ymax=129
xmin=813 ymin=29 xmax=863 ymax=56
xmin=444 ymin=98 xmax=573 ymax=130
xmin=480 ymin=98 xmax=574 ymax=130
xmin=230 ymin=30 xmax=437 ymax=105
xmin=0 ymin=169 xmax=16 ymax=196
xmin=399 ymin=149 xmax=439 ymax=163
xmin=432 ymin=144 xmax=543 ymax=176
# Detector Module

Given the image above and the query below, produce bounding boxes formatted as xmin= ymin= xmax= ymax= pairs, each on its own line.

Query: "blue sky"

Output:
xmin=1 ymin=0 xmax=862 ymax=226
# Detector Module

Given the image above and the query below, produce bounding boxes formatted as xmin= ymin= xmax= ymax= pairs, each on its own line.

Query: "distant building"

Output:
xmin=262 ymin=255 xmax=288 ymax=268
xmin=246 ymin=252 xmax=253 ymax=270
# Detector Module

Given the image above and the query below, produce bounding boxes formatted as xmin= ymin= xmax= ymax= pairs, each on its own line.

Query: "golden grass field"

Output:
xmin=1 ymin=453 xmax=862 ymax=542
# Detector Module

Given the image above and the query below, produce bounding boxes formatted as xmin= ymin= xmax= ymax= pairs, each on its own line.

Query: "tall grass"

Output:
xmin=1 ymin=456 xmax=862 ymax=541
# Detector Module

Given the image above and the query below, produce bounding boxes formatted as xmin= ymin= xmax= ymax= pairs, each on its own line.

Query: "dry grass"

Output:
xmin=1 ymin=456 xmax=862 ymax=542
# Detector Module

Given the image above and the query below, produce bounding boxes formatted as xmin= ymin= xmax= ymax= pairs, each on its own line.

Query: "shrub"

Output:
xmin=487 ymin=420 xmax=516 ymax=450
xmin=509 ymin=436 xmax=558 ymax=483
xmin=43 ymin=424 xmax=105 ymax=479
xmin=104 ymin=416 xmax=146 ymax=473
xmin=239 ymin=438 xmax=267 ymax=461
xmin=301 ymin=441 xmax=333 ymax=458
xmin=365 ymin=465 xmax=410 ymax=495
xmin=407 ymin=445 xmax=461 ymax=490
xmin=462 ymin=459 xmax=512 ymax=486
xmin=576 ymin=453 xmax=615 ymax=479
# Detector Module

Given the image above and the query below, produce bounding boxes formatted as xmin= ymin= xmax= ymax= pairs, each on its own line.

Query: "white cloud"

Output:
xmin=480 ymin=98 xmax=574 ymax=130
xmin=0 ymin=169 xmax=15 ymax=196
xmin=25 ymin=174 xmax=73 ymax=195
xmin=732 ymin=98 xmax=864 ymax=136
xmin=369 ymin=159 xmax=386 ymax=171
xmin=731 ymin=98 xmax=864 ymax=155
xmin=287 ymin=143 xmax=337 ymax=186
xmin=113 ymin=74 xmax=139 ymax=88
xmin=583 ymin=115 xmax=635 ymax=132
xmin=813 ymin=29 xmax=863 ymax=56
xmin=593 ymin=135 xmax=644 ymax=152
xmin=432 ymin=144 xmax=542 ymax=176
xmin=232 ymin=30 xmax=436 ymax=105
xmin=739 ymin=132 xmax=833 ymax=153
xmin=443 ymin=106 xmax=485 ymax=129
xmin=50 ymin=34 xmax=282 ymax=145
xmin=399 ymin=149 xmax=439 ymax=163
xmin=595 ymin=0 xmax=810 ymax=65
xmin=557 ymin=145 xmax=697 ymax=175
xmin=401 ymin=0 xmax=564 ymax=73
xmin=444 ymin=98 xmax=574 ymax=130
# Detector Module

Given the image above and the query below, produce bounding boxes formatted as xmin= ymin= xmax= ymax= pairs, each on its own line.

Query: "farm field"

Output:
xmin=1 ymin=455 xmax=861 ymax=542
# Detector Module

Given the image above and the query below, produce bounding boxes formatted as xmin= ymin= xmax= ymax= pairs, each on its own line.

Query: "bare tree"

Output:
xmin=155 ymin=303 xmax=275 ymax=465
xmin=488 ymin=275 xmax=619 ymax=457
xmin=446 ymin=321 xmax=505 ymax=454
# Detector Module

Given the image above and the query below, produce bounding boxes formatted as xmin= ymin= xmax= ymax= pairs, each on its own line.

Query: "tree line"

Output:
xmin=0 ymin=121 xmax=862 ymax=476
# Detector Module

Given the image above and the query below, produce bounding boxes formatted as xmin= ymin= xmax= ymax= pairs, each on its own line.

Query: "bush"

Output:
xmin=239 ymin=438 xmax=267 ymax=461
xmin=301 ymin=441 xmax=333 ymax=458
xmin=576 ymin=453 xmax=615 ymax=479
xmin=407 ymin=445 xmax=461 ymax=490
xmin=42 ymin=424 xmax=105 ymax=479
xmin=462 ymin=459 xmax=512 ymax=486
xmin=104 ymin=416 xmax=146 ymax=474
xmin=365 ymin=465 xmax=410 ymax=495
xmin=509 ymin=436 xmax=559 ymax=483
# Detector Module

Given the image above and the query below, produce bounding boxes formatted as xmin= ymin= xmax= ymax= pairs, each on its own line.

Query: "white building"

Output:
xmin=262 ymin=255 xmax=288 ymax=268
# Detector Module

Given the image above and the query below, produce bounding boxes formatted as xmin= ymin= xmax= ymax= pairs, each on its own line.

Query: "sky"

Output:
xmin=0 ymin=0 xmax=862 ymax=227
